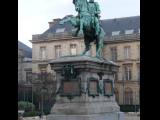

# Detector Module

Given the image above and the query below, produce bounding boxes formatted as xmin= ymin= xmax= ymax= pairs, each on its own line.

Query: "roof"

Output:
xmin=41 ymin=16 xmax=140 ymax=37
xmin=18 ymin=41 xmax=32 ymax=58
xmin=101 ymin=16 xmax=140 ymax=36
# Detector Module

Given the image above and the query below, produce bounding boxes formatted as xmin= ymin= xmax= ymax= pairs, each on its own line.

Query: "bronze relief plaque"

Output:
xmin=60 ymin=80 xmax=81 ymax=96
xmin=103 ymin=79 xmax=114 ymax=96
xmin=88 ymin=79 xmax=99 ymax=96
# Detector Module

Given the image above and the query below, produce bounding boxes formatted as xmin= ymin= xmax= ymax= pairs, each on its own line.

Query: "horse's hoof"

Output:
xmin=72 ymin=33 xmax=77 ymax=37
xmin=78 ymin=31 xmax=84 ymax=36
xmin=96 ymin=54 xmax=100 ymax=58
xmin=78 ymin=33 xmax=83 ymax=37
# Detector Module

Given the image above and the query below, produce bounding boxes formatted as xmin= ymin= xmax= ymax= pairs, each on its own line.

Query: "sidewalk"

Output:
xmin=23 ymin=116 xmax=46 ymax=120
xmin=23 ymin=113 xmax=140 ymax=120
xmin=125 ymin=112 xmax=140 ymax=120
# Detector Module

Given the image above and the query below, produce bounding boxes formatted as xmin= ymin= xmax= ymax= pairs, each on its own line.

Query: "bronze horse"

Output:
xmin=60 ymin=0 xmax=105 ymax=58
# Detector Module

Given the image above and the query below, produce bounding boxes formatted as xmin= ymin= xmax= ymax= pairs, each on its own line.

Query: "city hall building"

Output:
xmin=30 ymin=16 xmax=140 ymax=107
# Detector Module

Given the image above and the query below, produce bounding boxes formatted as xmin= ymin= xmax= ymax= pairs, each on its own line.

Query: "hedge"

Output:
xmin=120 ymin=105 xmax=140 ymax=112
xmin=18 ymin=101 xmax=35 ymax=112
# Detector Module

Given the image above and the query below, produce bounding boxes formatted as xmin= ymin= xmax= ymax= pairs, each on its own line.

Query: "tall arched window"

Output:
xmin=124 ymin=88 xmax=133 ymax=105
xmin=114 ymin=88 xmax=119 ymax=104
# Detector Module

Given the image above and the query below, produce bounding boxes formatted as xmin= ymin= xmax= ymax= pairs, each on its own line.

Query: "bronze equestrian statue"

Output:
xmin=60 ymin=0 xmax=106 ymax=58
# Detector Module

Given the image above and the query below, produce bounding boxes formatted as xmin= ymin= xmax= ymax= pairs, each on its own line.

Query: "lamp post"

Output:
xmin=31 ymin=73 xmax=35 ymax=112
xmin=122 ymin=78 xmax=125 ymax=105
xmin=23 ymin=85 xmax=26 ymax=102
xmin=31 ymin=83 xmax=33 ymax=112
xmin=41 ymin=88 xmax=47 ymax=117
xmin=135 ymin=91 xmax=137 ymax=113
xmin=41 ymin=92 xmax=43 ymax=116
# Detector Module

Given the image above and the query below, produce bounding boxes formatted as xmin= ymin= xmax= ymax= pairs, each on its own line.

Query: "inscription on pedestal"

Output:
xmin=103 ymin=79 xmax=114 ymax=96
xmin=88 ymin=79 xmax=99 ymax=96
xmin=60 ymin=80 xmax=81 ymax=96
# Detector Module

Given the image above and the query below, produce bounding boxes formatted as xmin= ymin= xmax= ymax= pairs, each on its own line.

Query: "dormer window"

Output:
xmin=112 ymin=31 xmax=120 ymax=36
xmin=125 ymin=29 xmax=134 ymax=34
xmin=56 ymin=28 xmax=65 ymax=33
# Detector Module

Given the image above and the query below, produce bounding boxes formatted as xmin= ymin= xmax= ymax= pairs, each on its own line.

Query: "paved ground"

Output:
xmin=23 ymin=116 xmax=46 ymax=120
xmin=23 ymin=113 xmax=140 ymax=120
xmin=125 ymin=113 xmax=140 ymax=120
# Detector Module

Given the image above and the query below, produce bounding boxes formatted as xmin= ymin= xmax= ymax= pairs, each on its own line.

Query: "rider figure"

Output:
xmin=87 ymin=0 xmax=101 ymax=37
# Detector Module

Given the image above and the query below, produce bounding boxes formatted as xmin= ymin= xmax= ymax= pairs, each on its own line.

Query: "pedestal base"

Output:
xmin=46 ymin=112 xmax=125 ymax=120
xmin=48 ymin=56 xmax=124 ymax=120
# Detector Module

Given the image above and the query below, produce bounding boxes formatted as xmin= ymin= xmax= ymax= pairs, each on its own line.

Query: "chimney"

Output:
xmin=48 ymin=18 xmax=61 ymax=28
xmin=48 ymin=22 xmax=54 ymax=28
xmin=53 ymin=18 xmax=61 ymax=22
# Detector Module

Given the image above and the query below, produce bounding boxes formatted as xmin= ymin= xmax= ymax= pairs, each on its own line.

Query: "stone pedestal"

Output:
xmin=47 ymin=113 xmax=124 ymax=120
xmin=48 ymin=55 xmax=125 ymax=120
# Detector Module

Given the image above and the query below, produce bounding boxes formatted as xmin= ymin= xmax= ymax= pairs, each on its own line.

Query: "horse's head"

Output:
xmin=73 ymin=0 xmax=88 ymax=12
xmin=59 ymin=16 xmax=79 ymax=27
xmin=73 ymin=0 xmax=80 ymax=12
xmin=59 ymin=16 xmax=72 ymax=25
xmin=73 ymin=0 xmax=77 ymax=4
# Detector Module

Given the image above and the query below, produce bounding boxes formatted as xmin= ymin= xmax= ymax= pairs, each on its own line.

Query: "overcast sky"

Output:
xmin=18 ymin=0 xmax=140 ymax=48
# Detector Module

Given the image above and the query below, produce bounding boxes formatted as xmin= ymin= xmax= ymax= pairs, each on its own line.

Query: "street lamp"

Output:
xmin=135 ymin=91 xmax=137 ymax=113
xmin=23 ymin=84 xmax=26 ymax=102
xmin=122 ymin=78 xmax=125 ymax=105
xmin=31 ymin=83 xmax=33 ymax=112
xmin=41 ymin=88 xmax=47 ymax=116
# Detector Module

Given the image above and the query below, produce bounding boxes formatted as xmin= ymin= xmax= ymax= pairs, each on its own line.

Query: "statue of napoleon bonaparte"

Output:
xmin=73 ymin=0 xmax=101 ymax=37
xmin=88 ymin=0 xmax=101 ymax=36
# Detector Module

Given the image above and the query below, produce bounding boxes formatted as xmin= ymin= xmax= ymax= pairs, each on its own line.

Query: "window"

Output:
xmin=114 ymin=88 xmax=119 ymax=103
xmin=110 ymin=47 xmax=117 ymax=61
xmin=112 ymin=31 xmax=120 ymax=36
xmin=72 ymin=28 xmax=77 ymax=32
xmin=26 ymin=71 xmax=32 ymax=83
xmin=70 ymin=44 xmax=77 ymax=55
xmin=40 ymin=70 xmax=47 ymax=81
xmin=56 ymin=28 xmax=65 ymax=33
xmin=124 ymin=46 xmax=131 ymax=59
xmin=124 ymin=88 xmax=133 ymax=105
xmin=114 ymin=73 xmax=118 ymax=81
xmin=40 ymin=47 xmax=46 ymax=60
xmin=125 ymin=29 xmax=134 ymax=34
xmin=123 ymin=64 xmax=132 ymax=81
xmin=55 ymin=45 xmax=61 ymax=58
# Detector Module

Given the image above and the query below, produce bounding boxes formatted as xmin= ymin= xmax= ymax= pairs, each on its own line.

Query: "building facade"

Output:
xmin=18 ymin=41 xmax=32 ymax=84
xmin=103 ymin=35 xmax=140 ymax=106
xmin=30 ymin=16 xmax=140 ymax=106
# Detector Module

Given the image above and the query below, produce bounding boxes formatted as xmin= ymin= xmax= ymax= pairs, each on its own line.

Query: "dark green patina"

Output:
xmin=62 ymin=64 xmax=77 ymax=80
xmin=59 ymin=0 xmax=106 ymax=58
